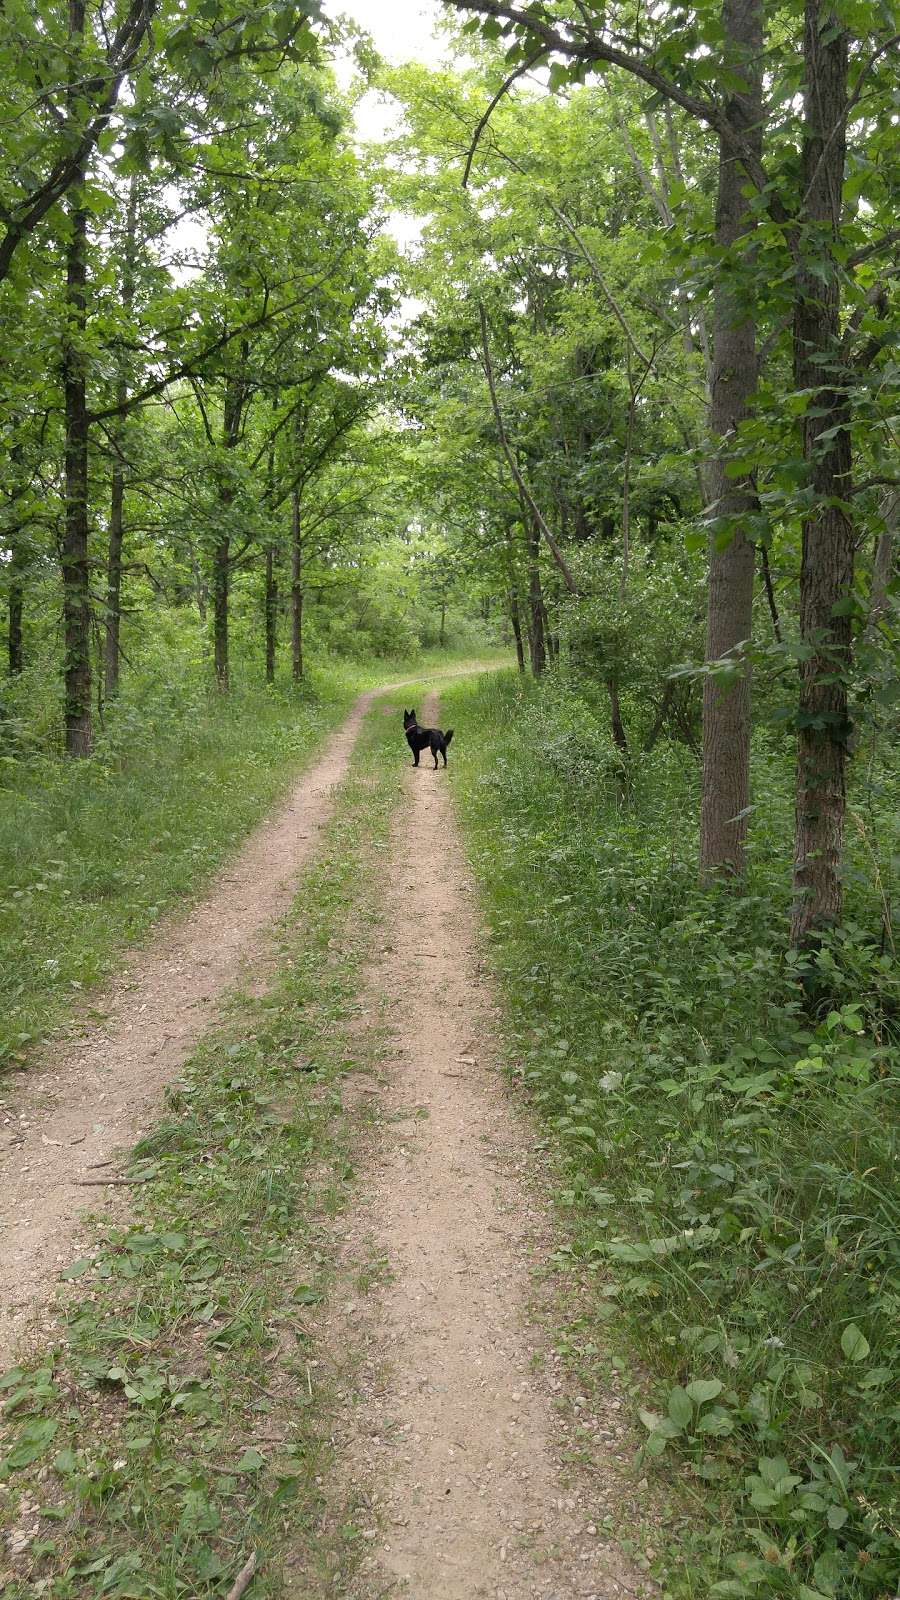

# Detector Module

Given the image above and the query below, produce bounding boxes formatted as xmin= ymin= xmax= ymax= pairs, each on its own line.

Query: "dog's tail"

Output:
xmin=444 ymin=728 xmax=454 ymax=748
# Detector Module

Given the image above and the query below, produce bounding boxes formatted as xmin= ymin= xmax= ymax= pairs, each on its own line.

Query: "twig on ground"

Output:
xmin=73 ymin=1176 xmax=152 ymax=1186
xmin=224 ymin=1552 xmax=257 ymax=1600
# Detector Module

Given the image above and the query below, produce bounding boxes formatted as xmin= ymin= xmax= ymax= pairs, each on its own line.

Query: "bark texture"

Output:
xmin=790 ymin=3 xmax=852 ymax=945
xmin=698 ymin=0 xmax=763 ymax=880
xmin=607 ymin=678 xmax=628 ymax=751
xmin=525 ymin=519 xmax=546 ymax=676
xmin=291 ymin=486 xmax=303 ymax=682
xmin=509 ymin=591 xmax=525 ymax=671
xmin=213 ymin=368 xmax=245 ymax=692
xmin=61 ymin=0 xmax=92 ymax=756
xmin=212 ymin=531 xmax=230 ymax=691
xmin=265 ymin=545 xmax=278 ymax=684
xmin=104 ymin=177 xmax=138 ymax=700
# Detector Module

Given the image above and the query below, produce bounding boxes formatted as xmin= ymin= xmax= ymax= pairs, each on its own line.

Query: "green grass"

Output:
xmin=0 ymin=668 xmax=364 ymax=1076
xmin=0 ymin=644 xmax=514 ymax=1077
xmin=0 ymin=693 xmax=406 ymax=1600
xmin=442 ymin=667 xmax=900 ymax=1600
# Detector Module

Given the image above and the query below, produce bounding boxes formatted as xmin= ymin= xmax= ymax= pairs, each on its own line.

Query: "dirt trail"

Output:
xmin=0 ymin=690 xmax=383 ymax=1365
xmin=321 ymin=693 xmax=651 ymax=1600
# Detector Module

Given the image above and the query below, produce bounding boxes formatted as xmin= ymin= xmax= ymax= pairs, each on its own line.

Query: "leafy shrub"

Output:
xmin=445 ymin=668 xmax=900 ymax=1599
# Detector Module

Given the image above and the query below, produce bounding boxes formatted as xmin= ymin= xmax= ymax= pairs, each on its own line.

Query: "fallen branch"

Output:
xmin=73 ymin=1176 xmax=152 ymax=1187
xmin=224 ymin=1552 xmax=258 ymax=1600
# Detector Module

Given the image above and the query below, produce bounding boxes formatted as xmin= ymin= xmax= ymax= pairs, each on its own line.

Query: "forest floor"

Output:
xmin=1 ymin=671 xmax=656 ymax=1599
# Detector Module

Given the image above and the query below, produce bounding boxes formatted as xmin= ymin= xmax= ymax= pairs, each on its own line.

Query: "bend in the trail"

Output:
xmin=312 ymin=692 xmax=652 ymax=1600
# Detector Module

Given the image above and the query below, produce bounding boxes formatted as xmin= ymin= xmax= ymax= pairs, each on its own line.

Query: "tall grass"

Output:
xmin=443 ymin=668 xmax=899 ymax=1600
xmin=0 ymin=669 xmax=353 ymax=1073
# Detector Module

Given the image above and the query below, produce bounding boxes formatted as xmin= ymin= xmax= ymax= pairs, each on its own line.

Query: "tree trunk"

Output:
xmin=790 ymin=4 xmax=852 ymax=946
xmin=62 ymin=223 xmax=92 ymax=752
xmin=265 ymin=545 xmax=278 ymax=684
xmin=212 ymin=366 xmax=245 ymax=693
xmin=866 ymin=488 xmax=898 ymax=637
xmin=6 ymin=443 xmax=26 ymax=676
xmin=607 ymin=678 xmax=628 ymax=751
xmin=192 ymin=553 xmax=208 ymax=624
xmin=8 ymin=560 xmax=24 ymax=675
xmin=526 ymin=520 xmax=546 ymax=676
xmin=104 ymin=432 xmax=125 ymax=698
xmin=104 ymin=176 xmax=138 ymax=701
xmin=698 ymin=0 xmax=763 ymax=881
xmin=644 ymin=682 xmax=676 ymax=753
xmin=439 ymin=598 xmax=446 ymax=648
xmin=509 ymin=590 xmax=525 ymax=671
xmin=60 ymin=0 xmax=92 ymax=755
xmin=212 ymin=531 xmax=229 ymax=690
xmin=291 ymin=486 xmax=303 ymax=682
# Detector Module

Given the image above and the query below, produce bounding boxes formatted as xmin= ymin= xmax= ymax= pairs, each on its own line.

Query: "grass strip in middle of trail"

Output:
xmin=0 ymin=694 xmax=408 ymax=1600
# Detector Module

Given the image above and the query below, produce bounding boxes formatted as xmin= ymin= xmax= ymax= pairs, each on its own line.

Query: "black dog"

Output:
xmin=403 ymin=709 xmax=454 ymax=769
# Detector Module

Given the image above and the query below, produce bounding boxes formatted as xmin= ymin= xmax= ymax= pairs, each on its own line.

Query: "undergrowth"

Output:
xmin=0 ymin=697 xmax=402 ymax=1598
xmin=444 ymin=668 xmax=900 ymax=1600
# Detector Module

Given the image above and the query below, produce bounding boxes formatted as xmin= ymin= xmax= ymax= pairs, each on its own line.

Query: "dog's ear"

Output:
xmin=411 ymin=708 xmax=416 ymax=720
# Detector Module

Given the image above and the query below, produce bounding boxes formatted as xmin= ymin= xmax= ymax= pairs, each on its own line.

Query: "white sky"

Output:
xmin=329 ymin=0 xmax=446 ymax=70
xmin=328 ymin=0 xmax=448 ymax=145
xmin=166 ymin=4 xmax=448 ymax=286
xmin=325 ymin=1 xmax=452 ymax=285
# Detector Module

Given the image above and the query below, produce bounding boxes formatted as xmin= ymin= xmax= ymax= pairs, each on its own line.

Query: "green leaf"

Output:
xmin=3 ymin=1418 xmax=58 ymax=1471
xmin=644 ymin=1429 xmax=670 ymax=1456
xmin=292 ymin=1284 xmax=323 ymax=1305
xmin=667 ymin=1386 xmax=693 ymax=1428
xmin=840 ymin=1323 xmax=870 ymax=1362
xmin=696 ymin=1406 xmax=734 ymax=1436
xmin=685 ymin=1378 xmax=723 ymax=1404
xmin=235 ymin=1448 xmax=265 ymax=1473
xmin=60 ymin=1257 xmax=92 ymax=1280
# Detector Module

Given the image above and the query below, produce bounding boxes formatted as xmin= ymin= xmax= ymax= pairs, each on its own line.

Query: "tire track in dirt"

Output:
xmin=319 ymin=693 xmax=653 ymax=1600
xmin=0 ymin=690 xmax=382 ymax=1366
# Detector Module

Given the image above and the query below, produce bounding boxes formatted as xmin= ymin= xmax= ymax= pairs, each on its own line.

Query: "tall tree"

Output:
xmin=61 ymin=0 xmax=93 ymax=755
xmin=698 ymin=0 xmax=762 ymax=882
xmin=790 ymin=4 xmax=852 ymax=943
